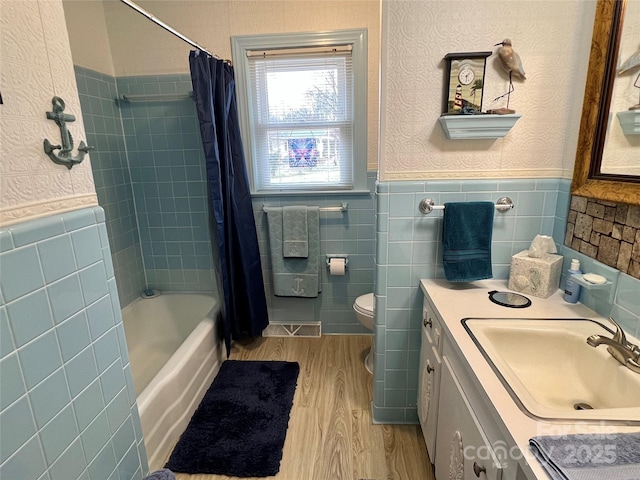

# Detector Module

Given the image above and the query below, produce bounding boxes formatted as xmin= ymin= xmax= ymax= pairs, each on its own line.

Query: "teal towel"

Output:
xmin=529 ymin=433 xmax=640 ymax=480
xmin=265 ymin=206 xmax=321 ymax=297
xmin=442 ymin=202 xmax=494 ymax=282
xmin=283 ymin=206 xmax=309 ymax=258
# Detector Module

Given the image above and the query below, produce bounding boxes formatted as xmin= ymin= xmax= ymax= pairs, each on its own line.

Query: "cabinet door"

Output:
xmin=423 ymin=300 xmax=443 ymax=353
xmin=418 ymin=319 xmax=442 ymax=461
xmin=435 ymin=356 xmax=503 ymax=480
xmin=418 ymin=326 xmax=431 ymax=426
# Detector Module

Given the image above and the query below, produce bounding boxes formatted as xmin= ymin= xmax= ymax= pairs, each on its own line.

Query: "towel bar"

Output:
xmin=117 ymin=92 xmax=193 ymax=102
xmin=262 ymin=202 xmax=348 ymax=213
xmin=418 ymin=197 xmax=514 ymax=215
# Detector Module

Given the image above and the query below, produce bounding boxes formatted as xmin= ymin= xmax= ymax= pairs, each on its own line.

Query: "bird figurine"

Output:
xmin=496 ymin=38 xmax=526 ymax=80
xmin=489 ymin=38 xmax=526 ymax=114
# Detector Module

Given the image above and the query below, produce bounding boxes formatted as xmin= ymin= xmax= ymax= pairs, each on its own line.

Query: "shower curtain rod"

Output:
xmin=119 ymin=0 xmax=227 ymax=62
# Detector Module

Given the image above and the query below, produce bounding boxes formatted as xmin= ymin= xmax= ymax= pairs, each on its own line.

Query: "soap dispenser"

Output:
xmin=563 ymin=259 xmax=582 ymax=303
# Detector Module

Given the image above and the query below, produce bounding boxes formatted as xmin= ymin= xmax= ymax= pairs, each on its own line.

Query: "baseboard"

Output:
xmin=263 ymin=322 xmax=322 ymax=337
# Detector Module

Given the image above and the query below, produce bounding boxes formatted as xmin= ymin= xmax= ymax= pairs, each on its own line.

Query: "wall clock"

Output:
xmin=443 ymin=51 xmax=492 ymax=114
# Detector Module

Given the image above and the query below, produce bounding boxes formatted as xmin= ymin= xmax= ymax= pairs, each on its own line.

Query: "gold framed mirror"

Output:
xmin=572 ymin=0 xmax=640 ymax=205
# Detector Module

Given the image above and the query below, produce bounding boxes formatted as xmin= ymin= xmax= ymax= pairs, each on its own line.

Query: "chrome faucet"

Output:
xmin=587 ymin=317 xmax=640 ymax=374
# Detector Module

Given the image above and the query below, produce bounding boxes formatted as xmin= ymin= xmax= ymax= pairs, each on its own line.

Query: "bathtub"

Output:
xmin=122 ymin=293 xmax=223 ymax=471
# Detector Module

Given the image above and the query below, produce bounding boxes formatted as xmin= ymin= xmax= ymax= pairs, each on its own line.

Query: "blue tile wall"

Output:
xmin=116 ymin=74 xmax=215 ymax=293
xmin=252 ymin=171 xmax=376 ymax=333
xmin=0 ymin=208 xmax=147 ymax=479
xmin=611 ymin=273 xmax=640 ymax=338
xmin=75 ymin=68 xmax=216 ymax=297
xmin=371 ymin=177 xmax=640 ymax=424
xmin=77 ymin=67 xmax=373 ymax=331
xmin=75 ymin=67 xmax=145 ymax=308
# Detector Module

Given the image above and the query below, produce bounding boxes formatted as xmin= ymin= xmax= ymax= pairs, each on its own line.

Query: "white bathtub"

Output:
xmin=122 ymin=293 xmax=223 ymax=471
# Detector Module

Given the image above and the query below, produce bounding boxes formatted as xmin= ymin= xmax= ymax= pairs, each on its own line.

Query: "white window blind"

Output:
xmin=247 ymin=48 xmax=354 ymax=191
xmin=232 ymin=30 xmax=368 ymax=194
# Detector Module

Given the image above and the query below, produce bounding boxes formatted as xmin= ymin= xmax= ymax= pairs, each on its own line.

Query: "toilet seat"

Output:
xmin=354 ymin=293 xmax=374 ymax=316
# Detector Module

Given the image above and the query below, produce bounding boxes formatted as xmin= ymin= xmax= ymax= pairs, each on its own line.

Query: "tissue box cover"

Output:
xmin=508 ymin=251 xmax=562 ymax=298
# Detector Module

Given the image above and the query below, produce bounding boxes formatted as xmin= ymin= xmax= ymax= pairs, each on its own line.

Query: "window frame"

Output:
xmin=231 ymin=29 xmax=368 ymax=195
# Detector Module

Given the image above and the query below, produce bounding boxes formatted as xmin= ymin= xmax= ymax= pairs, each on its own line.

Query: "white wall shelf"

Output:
xmin=438 ymin=113 xmax=522 ymax=139
xmin=616 ymin=110 xmax=640 ymax=135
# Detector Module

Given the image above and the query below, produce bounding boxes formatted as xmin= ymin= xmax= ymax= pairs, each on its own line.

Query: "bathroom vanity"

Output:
xmin=419 ymin=279 xmax=640 ymax=480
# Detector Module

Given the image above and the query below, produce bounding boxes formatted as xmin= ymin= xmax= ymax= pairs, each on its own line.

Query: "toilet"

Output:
xmin=353 ymin=292 xmax=374 ymax=373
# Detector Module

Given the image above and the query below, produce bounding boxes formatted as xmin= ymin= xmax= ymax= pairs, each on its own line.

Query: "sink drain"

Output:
xmin=574 ymin=402 xmax=594 ymax=410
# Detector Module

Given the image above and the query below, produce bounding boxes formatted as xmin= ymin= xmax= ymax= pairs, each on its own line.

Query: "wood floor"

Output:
xmin=171 ymin=335 xmax=435 ymax=480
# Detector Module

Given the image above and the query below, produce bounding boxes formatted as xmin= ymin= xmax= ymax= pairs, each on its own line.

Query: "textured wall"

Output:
xmin=0 ymin=0 xmax=97 ymax=227
xmin=63 ymin=0 xmax=381 ymax=170
xmin=379 ymin=0 xmax=596 ymax=181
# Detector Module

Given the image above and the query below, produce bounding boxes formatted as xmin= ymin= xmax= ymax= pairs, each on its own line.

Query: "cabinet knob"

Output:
xmin=473 ymin=462 xmax=487 ymax=477
xmin=426 ymin=364 xmax=434 ymax=374
xmin=423 ymin=317 xmax=433 ymax=328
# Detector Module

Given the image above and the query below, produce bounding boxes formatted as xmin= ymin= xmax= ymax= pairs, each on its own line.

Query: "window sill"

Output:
xmin=251 ymin=189 xmax=372 ymax=198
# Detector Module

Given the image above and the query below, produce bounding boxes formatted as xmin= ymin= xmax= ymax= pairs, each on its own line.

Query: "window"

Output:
xmin=232 ymin=30 xmax=368 ymax=194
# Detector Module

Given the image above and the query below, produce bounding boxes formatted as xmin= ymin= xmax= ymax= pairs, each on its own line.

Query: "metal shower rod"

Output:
xmin=119 ymin=0 xmax=224 ymax=61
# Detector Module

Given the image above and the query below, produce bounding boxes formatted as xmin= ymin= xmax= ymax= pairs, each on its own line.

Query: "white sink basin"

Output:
xmin=463 ymin=318 xmax=640 ymax=424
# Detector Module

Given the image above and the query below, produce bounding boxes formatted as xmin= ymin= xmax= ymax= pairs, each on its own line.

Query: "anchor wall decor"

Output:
xmin=43 ymin=96 xmax=94 ymax=170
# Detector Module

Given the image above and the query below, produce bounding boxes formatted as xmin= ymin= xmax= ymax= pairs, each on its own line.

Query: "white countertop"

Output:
xmin=419 ymin=278 xmax=640 ymax=480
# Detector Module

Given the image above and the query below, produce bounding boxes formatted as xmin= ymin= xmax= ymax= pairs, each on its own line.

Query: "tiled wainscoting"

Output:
xmin=372 ymin=178 xmax=640 ymax=424
xmin=0 ymin=207 xmax=146 ymax=479
xmin=252 ymin=171 xmax=377 ymax=333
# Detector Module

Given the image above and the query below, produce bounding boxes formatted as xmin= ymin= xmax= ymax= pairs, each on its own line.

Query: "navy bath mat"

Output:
xmin=165 ymin=360 xmax=299 ymax=477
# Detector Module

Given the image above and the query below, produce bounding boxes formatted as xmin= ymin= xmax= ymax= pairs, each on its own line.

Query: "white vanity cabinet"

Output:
xmin=435 ymin=354 xmax=503 ymax=480
xmin=417 ymin=298 xmax=443 ymax=462
xmin=419 ymin=279 xmax=633 ymax=480
xmin=419 ymin=283 xmax=524 ymax=480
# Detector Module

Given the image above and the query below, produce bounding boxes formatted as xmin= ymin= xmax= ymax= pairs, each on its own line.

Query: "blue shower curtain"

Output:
xmin=189 ymin=51 xmax=269 ymax=356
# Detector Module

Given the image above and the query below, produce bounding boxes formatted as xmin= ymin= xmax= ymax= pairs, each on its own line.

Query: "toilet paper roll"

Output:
xmin=329 ymin=258 xmax=346 ymax=276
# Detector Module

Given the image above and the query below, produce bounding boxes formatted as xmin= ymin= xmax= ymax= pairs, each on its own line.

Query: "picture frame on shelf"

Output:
xmin=443 ymin=51 xmax=492 ymax=115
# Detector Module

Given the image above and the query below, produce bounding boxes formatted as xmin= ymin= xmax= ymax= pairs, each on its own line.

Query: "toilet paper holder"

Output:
xmin=326 ymin=254 xmax=349 ymax=269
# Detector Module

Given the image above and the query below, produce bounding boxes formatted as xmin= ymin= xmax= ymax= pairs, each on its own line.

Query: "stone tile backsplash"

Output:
xmin=565 ymin=196 xmax=640 ymax=279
